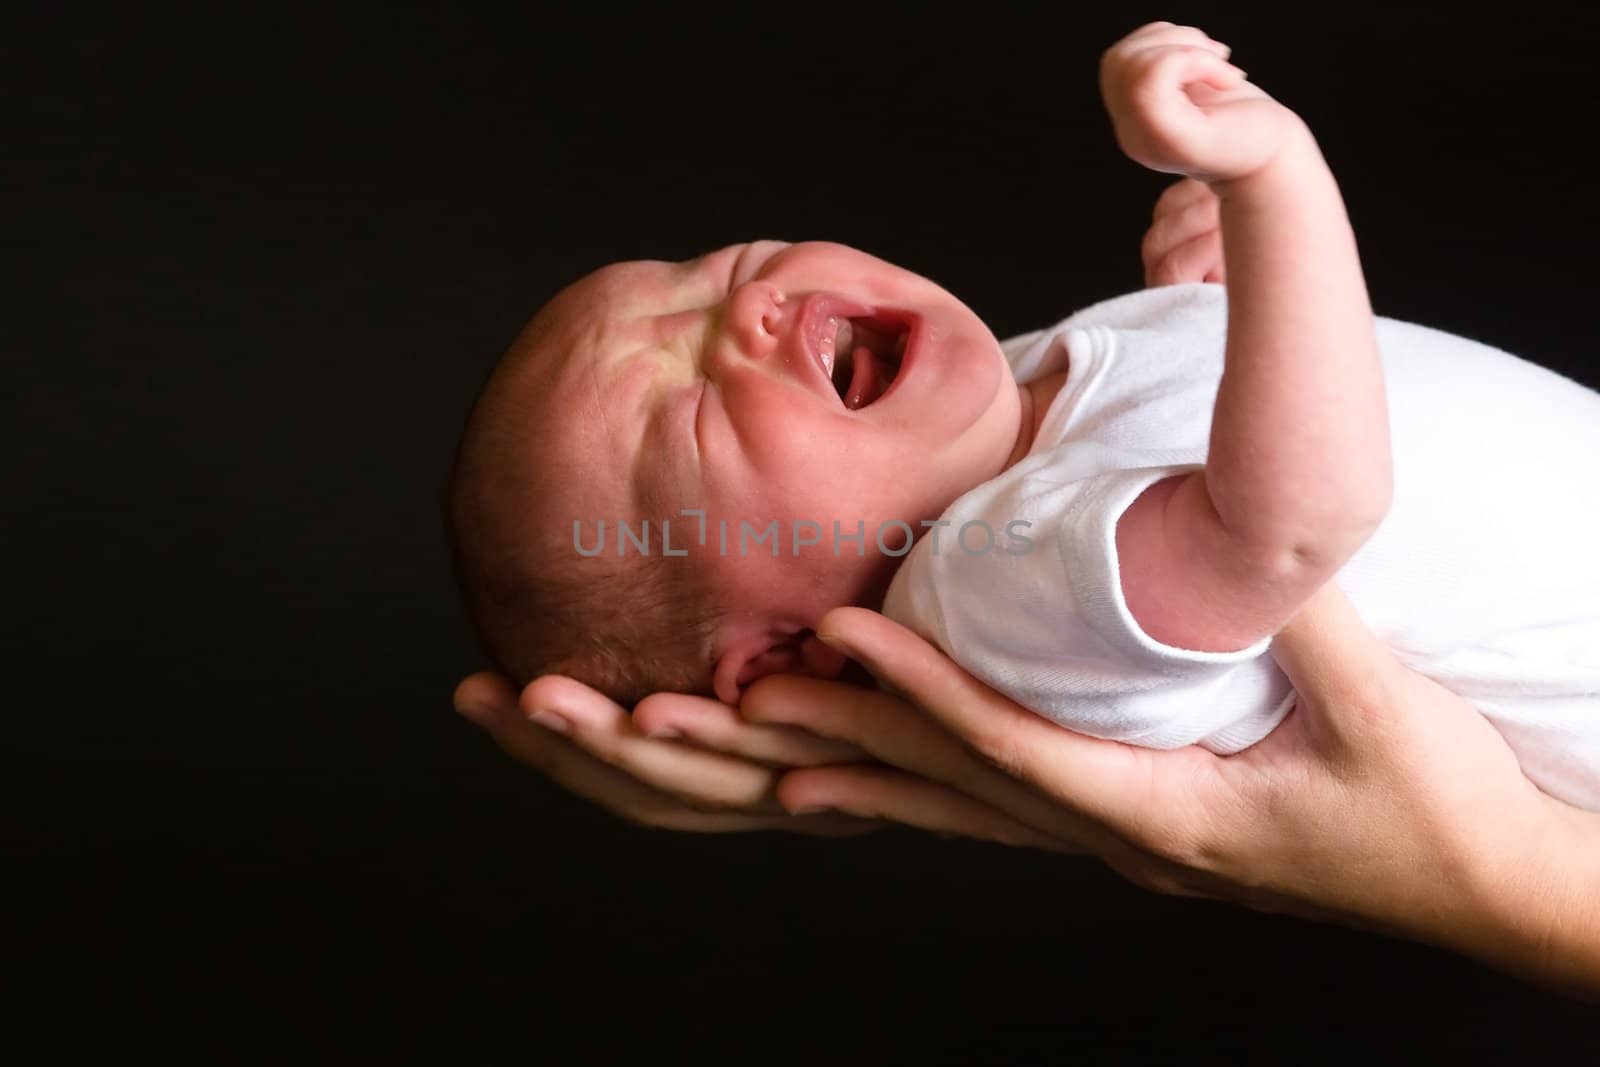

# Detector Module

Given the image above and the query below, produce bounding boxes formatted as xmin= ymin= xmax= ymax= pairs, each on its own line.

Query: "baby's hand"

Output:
xmin=1100 ymin=22 xmax=1299 ymax=185
xmin=1142 ymin=177 xmax=1225 ymax=286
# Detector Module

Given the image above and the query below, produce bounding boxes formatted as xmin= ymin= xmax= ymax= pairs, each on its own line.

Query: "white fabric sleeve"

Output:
xmin=883 ymin=461 xmax=1297 ymax=753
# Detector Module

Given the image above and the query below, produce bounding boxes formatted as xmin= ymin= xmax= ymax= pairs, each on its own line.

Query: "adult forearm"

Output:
xmin=1461 ymin=799 xmax=1600 ymax=998
xmin=1205 ymin=121 xmax=1393 ymax=568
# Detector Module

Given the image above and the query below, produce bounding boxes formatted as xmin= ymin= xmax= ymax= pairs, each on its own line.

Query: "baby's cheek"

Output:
xmin=761 ymin=459 xmax=884 ymax=529
xmin=712 ymin=522 xmax=898 ymax=620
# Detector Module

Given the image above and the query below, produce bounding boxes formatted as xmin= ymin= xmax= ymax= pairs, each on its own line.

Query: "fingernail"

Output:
xmin=646 ymin=727 xmax=683 ymax=740
xmin=818 ymin=630 xmax=873 ymax=672
xmin=815 ymin=628 xmax=847 ymax=652
xmin=528 ymin=709 xmax=571 ymax=734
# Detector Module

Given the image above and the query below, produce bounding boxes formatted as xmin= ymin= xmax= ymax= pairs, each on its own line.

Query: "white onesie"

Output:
xmin=882 ymin=283 xmax=1600 ymax=810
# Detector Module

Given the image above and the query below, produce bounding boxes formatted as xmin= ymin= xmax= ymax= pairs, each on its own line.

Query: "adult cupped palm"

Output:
xmin=453 ymin=580 xmax=1600 ymax=997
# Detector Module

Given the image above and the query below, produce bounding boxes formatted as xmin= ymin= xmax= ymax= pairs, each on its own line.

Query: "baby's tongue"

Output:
xmin=843 ymin=346 xmax=888 ymax=410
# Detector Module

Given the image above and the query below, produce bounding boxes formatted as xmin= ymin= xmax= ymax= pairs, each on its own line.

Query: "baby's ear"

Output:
xmin=712 ymin=630 xmax=848 ymax=705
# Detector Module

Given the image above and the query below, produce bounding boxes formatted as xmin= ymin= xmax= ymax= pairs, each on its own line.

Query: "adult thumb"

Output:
xmin=1269 ymin=579 xmax=1404 ymax=734
xmin=813 ymin=606 xmax=1054 ymax=756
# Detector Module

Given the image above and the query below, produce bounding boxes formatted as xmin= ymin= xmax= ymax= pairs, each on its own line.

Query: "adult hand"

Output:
xmin=453 ymin=671 xmax=878 ymax=836
xmin=452 ymin=581 xmax=1600 ymax=994
xmin=739 ymin=581 xmax=1600 ymax=995
xmin=454 ymin=667 xmax=1066 ymax=849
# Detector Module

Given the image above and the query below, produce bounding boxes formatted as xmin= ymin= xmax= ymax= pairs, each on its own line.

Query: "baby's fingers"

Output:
xmin=1147 ymin=228 xmax=1225 ymax=287
xmin=1114 ymin=22 xmax=1231 ymax=61
xmin=632 ymin=689 xmax=872 ymax=767
xmin=1152 ymin=176 xmax=1216 ymax=223
xmin=1142 ymin=189 xmax=1221 ymax=277
xmin=1142 ymin=46 xmax=1249 ymax=107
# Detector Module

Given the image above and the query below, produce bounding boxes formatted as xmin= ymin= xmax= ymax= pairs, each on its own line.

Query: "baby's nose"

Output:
xmin=728 ymin=280 xmax=789 ymax=356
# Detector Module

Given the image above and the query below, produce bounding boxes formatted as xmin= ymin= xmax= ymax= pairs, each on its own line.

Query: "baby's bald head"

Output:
xmin=447 ymin=238 xmax=1023 ymax=708
xmin=444 ymin=271 xmax=721 ymax=706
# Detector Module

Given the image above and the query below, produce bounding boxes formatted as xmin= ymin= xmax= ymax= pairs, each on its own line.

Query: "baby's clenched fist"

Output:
xmin=1100 ymin=21 xmax=1300 ymax=185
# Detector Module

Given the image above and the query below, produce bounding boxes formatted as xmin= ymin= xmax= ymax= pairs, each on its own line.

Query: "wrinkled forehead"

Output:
xmin=537 ymin=242 xmax=746 ymax=365
xmin=502 ymin=244 xmax=746 ymax=519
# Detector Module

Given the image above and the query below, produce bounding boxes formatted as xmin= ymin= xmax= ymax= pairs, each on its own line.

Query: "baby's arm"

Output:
xmin=1102 ymin=23 xmax=1392 ymax=651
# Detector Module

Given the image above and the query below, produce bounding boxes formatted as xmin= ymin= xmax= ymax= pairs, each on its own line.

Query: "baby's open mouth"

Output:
xmin=819 ymin=315 xmax=910 ymax=410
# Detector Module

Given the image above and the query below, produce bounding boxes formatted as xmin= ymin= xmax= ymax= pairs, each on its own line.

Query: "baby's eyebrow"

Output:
xmin=645 ymin=305 xmax=715 ymax=346
xmin=593 ymin=308 xmax=705 ymax=421
xmin=585 ymin=248 xmax=737 ymax=384
xmin=659 ymin=242 xmax=749 ymax=311
xmin=604 ymin=244 xmax=746 ymax=335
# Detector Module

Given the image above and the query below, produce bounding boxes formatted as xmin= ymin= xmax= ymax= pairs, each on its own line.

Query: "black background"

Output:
xmin=11 ymin=1 xmax=1600 ymax=1059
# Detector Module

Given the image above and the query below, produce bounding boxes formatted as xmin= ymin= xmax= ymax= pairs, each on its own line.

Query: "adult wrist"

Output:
xmin=1453 ymin=795 xmax=1600 ymax=997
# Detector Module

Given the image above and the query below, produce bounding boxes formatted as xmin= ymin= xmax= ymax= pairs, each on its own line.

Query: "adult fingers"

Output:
xmin=456 ymin=692 xmax=871 ymax=836
xmin=778 ymin=765 xmax=1073 ymax=852
xmin=518 ymin=675 xmax=785 ymax=814
xmin=783 ymin=766 xmax=1236 ymax=902
xmin=631 ymin=690 xmax=871 ymax=767
xmin=741 ymin=673 xmax=1107 ymax=847
xmin=742 ymin=674 xmax=990 ymax=784
xmin=454 ymin=671 xmax=519 ymax=724
xmin=813 ymin=607 xmax=1163 ymax=834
